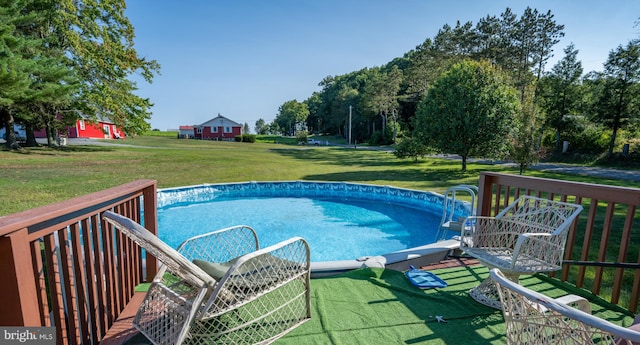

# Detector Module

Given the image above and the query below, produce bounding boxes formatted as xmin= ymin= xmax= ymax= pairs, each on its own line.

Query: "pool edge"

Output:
xmin=310 ymin=239 xmax=460 ymax=277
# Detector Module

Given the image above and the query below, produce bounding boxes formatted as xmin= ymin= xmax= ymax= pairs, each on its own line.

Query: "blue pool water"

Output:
xmin=156 ymin=182 xmax=468 ymax=263
xmin=158 ymin=196 xmax=441 ymax=262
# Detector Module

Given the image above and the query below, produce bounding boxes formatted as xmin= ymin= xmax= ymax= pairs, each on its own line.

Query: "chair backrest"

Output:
xmin=490 ymin=268 xmax=640 ymax=345
xmin=496 ymin=195 xmax=583 ymax=235
xmin=177 ymin=224 xmax=259 ymax=264
xmin=102 ymin=211 xmax=216 ymax=288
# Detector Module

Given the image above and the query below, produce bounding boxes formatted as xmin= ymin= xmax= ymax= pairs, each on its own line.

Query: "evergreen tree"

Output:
xmin=15 ymin=0 xmax=80 ymax=146
xmin=0 ymin=0 xmax=35 ymax=149
xmin=539 ymin=43 xmax=583 ymax=152
xmin=589 ymin=40 xmax=640 ymax=156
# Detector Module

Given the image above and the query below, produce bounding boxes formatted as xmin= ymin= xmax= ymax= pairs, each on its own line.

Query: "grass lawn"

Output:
xmin=2 ymin=135 xmax=640 ymax=311
xmin=2 ymin=135 xmax=639 ymax=216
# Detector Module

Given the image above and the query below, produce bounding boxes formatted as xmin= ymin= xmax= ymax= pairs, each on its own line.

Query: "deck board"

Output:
xmin=100 ymin=292 xmax=144 ymax=345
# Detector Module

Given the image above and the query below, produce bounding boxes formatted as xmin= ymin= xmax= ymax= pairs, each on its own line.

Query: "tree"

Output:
xmin=0 ymin=0 xmax=36 ymax=149
xmin=14 ymin=0 xmax=80 ymax=147
xmin=315 ymin=72 xmax=364 ymax=137
xmin=243 ymin=122 xmax=250 ymax=134
xmin=508 ymin=83 xmax=542 ymax=174
xmin=402 ymin=38 xmax=440 ymax=102
xmin=361 ymin=66 xmax=402 ymax=141
xmin=268 ymin=120 xmax=280 ymax=135
xmin=539 ymin=43 xmax=583 ymax=152
xmin=532 ymin=10 xmax=565 ymax=83
xmin=2 ymin=0 xmax=159 ymax=149
xmin=589 ymin=40 xmax=640 ymax=156
xmin=305 ymin=92 xmax=323 ymax=134
xmin=274 ymin=99 xmax=309 ymax=135
xmin=58 ymin=0 xmax=160 ymax=135
xmin=414 ymin=60 xmax=519 ymax=171
xmin=507 ymin=8 xmax=564 ymax=96
xmin=254 ymin=118 xmax=268 ymax=134
xmin=432 ymin=21 xmax=477 ymax=60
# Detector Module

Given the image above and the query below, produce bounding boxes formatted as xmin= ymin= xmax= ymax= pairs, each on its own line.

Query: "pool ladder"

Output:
xmin=434 ymin=185 xmax=479 ymax=242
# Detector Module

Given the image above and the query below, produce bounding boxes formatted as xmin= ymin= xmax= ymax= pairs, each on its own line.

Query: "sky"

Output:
xmin=124 ymin=1 xmax=640 ymax=132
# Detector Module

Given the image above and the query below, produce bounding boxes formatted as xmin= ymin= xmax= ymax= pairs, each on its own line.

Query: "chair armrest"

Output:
xmin=513 ymin=232 xmax=551 ymax=255
xmin=554 ymin=294 xmax=591 ymax=314
xmin=177 ymin=225 xmax=259 ymax=263
xmin=511 ymin=232 xmax=565 ymax=270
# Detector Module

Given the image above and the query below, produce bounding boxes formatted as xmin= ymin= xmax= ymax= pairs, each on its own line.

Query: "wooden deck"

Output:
xmin=418 ymin=256 xmax=480 ymax=270
xmin=100 ymin=293 xmax=145 ymax=345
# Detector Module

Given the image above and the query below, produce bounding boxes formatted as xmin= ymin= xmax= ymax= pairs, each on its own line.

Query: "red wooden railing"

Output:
xmin=0 ymin=180 xmax=158 ymax=345
xmin=478 ymin=172 xmax=640 ymax=313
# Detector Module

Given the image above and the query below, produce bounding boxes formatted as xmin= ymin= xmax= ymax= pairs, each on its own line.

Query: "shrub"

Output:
xmin=296 ymin=131 xmax=309 ymax=144
xmin=242 ymin=134 xmax=256 ymax=143
xmin=235 ymin=134 xmax=257 ymax=143
xmin=394 ymin=137 xmax=430 ymax=162
xmin=563 ymin=125 xmax=608 ymax=153
xmin=369 ymin=122 xmax=400 ymax=145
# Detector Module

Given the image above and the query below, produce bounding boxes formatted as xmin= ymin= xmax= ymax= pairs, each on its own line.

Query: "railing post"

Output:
xmin=477 ymin=172 xmax=493 ymax=216
xmin=143 ymin=183 xmax=158 ymax=282
xmin=0 ymin=229 xmax=40 ymax=326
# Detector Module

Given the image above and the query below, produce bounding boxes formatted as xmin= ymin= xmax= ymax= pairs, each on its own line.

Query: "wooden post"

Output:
xmin=477 ymin=172 xmax=494 ymax=216
xmin=143 ymin=183 xmax=158 ymax=282
xmin=0 ymin=229 xmax=41 ymax=326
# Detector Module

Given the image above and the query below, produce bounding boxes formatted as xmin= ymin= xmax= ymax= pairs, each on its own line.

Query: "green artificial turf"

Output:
xmin=278 ymin=267 xmax=635 ymax=345
xmin=128 ymin=265 xmax=636 ymax=344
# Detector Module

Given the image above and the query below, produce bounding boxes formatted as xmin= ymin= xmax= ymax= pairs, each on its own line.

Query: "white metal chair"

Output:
xmin=102 ymin=211 xmax=311 ymax=345
xmin=490 ymin=268 xmax=640 ymax=344
xmin=460 ymin=195 xmax=583 ymax=309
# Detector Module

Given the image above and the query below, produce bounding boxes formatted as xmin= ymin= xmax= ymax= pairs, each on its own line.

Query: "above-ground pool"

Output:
xmin=157 ymin=181 xmax=469 ymax=270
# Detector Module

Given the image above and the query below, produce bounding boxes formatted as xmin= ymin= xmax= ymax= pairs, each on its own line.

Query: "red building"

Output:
xmin=34 ymin=115 xmax=125 ymax=139
xmin=194 ymin=114 xmax=242 ymax=140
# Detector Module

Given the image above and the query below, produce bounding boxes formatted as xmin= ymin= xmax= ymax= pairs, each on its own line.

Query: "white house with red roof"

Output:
xmin=178 ymin=125 xmax=195 ymax=138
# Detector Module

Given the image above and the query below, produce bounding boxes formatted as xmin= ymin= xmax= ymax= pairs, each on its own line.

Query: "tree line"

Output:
xmin=258 ymin=7 xmax=640 ymax=170
xmin=1 ymin=0 xmax=159 ymax=149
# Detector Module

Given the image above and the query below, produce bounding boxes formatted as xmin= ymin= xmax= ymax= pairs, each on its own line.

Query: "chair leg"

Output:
xmin=469 ymin=273 xmax=520 ymax=310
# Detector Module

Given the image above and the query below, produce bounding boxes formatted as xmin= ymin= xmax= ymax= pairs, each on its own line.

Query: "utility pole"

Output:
xmin=348 ymin=105 xmax=352 ymax=145
xmin=393 ymin=109 xmax=397 ymax=145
